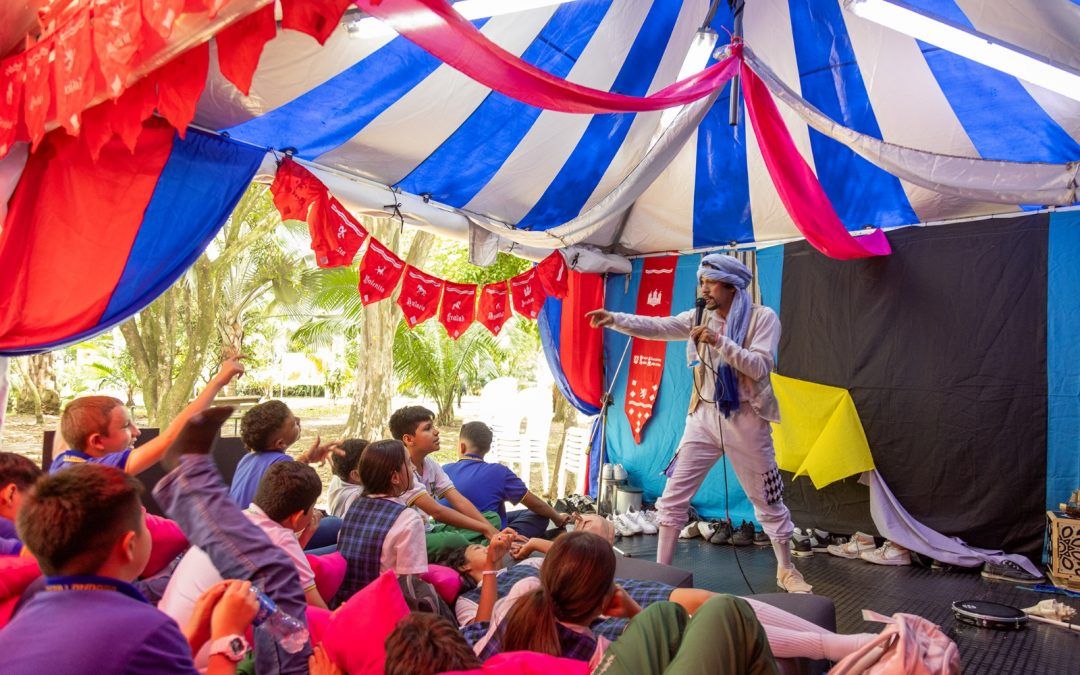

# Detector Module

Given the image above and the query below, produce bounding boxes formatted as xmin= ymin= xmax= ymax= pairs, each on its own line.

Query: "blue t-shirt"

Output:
xmin=0 ymin=575 xmax=197 ymax=674
xmin=442 ymin=455 xmax=528 ymax=527
xmin=49 ymin=449 xmax=132 ymax=474
xmin=0 ymin=516 xmax=19 ymax=555
xmin=229 ymin=451 xmax=291 ymax=507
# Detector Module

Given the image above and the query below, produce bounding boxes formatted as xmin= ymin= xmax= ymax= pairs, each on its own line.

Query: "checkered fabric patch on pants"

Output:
xmin=763 ymin=467 xmax=784 ymax=505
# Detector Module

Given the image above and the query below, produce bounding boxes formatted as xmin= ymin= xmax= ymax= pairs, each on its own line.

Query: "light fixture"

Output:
xmin=844 ymin=0 xmax=1080 ymax=103
xmin=346 ymin=0 xmax=580 ymax=40
xmin=656 ymin=28 xmax=719 ymax=134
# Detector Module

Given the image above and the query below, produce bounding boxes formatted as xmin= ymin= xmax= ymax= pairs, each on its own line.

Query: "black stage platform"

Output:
xmin=614 ymin=534 xmax=1080 ymax=674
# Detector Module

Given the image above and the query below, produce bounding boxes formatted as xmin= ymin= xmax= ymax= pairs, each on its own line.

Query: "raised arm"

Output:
xmin=587 ymin=308 xmax=695 ymax=341
xmin=126 ymin=356 xmax=245 ymax=475
xmin=519 ymin=491 xmax=570 ymax=528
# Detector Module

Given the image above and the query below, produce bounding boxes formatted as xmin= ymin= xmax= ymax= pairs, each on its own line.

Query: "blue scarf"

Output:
xmin=695 ymin=254 xmax=752 ymax=418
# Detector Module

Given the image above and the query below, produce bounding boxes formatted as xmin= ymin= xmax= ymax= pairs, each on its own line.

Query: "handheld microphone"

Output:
xmin=693 ymin=297 xmax=706 ymax=327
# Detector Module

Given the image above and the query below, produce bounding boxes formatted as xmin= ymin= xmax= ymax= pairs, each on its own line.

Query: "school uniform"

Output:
xmin=335 ymin=493 xmax=427 ymax=606
xmin=49 ymin=448 xmax=132 ymax=473
xmin=0 ymin=574 xmax=197 ymax=674
xmin=407 ymin=455 xmax=501 ymax=557
xmin=442 ymin=454 xmax=552 ymax=538
xmin=0 ymin=516 xmax=20 ymax=555
xmin=326 ymin=475 xmax=363 ymax=519
xmin=228 ymin=450 xmax=291 ymax=507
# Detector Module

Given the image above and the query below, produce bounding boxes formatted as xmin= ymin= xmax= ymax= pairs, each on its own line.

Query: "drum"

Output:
xmin=951 ymin=600 xmax=1028 ymax=630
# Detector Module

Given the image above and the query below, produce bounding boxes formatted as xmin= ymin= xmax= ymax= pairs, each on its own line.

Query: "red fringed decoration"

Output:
xmin=22 ymin=40 xmax=53 ymax=150
xmin=281 ymin=0 xmax=354 ymax=45
xmin=155 ymin=41 xmax=210 ymax=136
xmin=536 ymin=251 xmax=568 ymax=299
xmin=110 ymin=74 xmax=159 ymax=152
xmin=358 ymin=238 xmax=406 ymax=305
xmin=215 ymin=4 xmax=277 ymax=96
xmin=92 ymin=0 xmax=143 ymax=98
xmin=397 ymin=266 xmax=444 ymax=327
xmin=439 ymin=282 xmax=477 ymax=339
xmin=478 ymin=282 xmax=511 ymax=335
xmin=270 ymin=157 xmax=325 ymax=221
xmin=201 ymin=0 xmax=231 ymax=19
xmin=623 ymin=255 xmax=677 ymax=443
xmin=79 ymin=101 xmax=115 ymax=160
xmin=509 ymin=267 xmax=547 ymax=319
xmin=141 ymin=0 xmax=185 ymax=40
xmin=53 ymin=9 xmax=96 ymax=135
xmin=0 ymin=55 xmax=26 ymax=159
xmin=307 ymin=193 xmax=369 ymax=267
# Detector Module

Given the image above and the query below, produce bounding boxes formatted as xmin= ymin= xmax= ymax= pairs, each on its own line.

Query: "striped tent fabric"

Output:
xmin=191 ymin=0 xmax=1079 ymax=255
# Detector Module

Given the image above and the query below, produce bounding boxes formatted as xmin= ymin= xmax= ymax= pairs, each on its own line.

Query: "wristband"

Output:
xmin=482 ymin=570 xmax=498 ymax=576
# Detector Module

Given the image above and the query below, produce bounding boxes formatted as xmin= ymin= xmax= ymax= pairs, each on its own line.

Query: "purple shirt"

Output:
xmin=0 ymin=575 xmax=197 ymax=674
xmin=442 ymin=455 xmax=528 ymax=527
xmin=229 ymin=450 xmax=291 ymax=507
xmin=49 ymin=449 xmax=132 ymax=474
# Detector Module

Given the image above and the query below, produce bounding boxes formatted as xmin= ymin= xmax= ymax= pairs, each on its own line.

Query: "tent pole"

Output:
xmin=729 ymin=0 xmax=745 ymax=127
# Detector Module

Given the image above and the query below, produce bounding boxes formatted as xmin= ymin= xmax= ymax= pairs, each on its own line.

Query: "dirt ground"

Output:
xmin=1 ymin=401 xmax=568 ymax=499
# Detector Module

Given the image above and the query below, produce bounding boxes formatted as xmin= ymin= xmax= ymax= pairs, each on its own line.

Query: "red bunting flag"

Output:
xmin=23 ymin=40 xmax=53 ymax=150
xmin=308 ymin=193 xmax=368 ymax=268
xmin=155 ymin=41 xmax=209 ymax=136
xmin=478 ymin=282 xmax=511 ymax=336
xmin=624 ymin=255 xmax=678 ymax=443
xmin=439 ymin=282 xmax=477 ymax=339
xmin=92 ymin=0 xmax=143 ymax=98
xmin=53 ymin=8 xmax=96 ymax=135
xmin=202 ymin=0 xmax=231 ymax=19
xmin=397 ymin=266 xmax=444 ymax=328
xmin=357 ymin=238 xmax=405 ymax=305
xmin=536 ymin=251 xmax=568 ymax=299
xmin=141 ymin=0 xmax=184 ymax=40
xmin=215 ymin=4 xmax=277 ymax=96
xmin=79 ymin=100 xmax=115 ymax=160
xmin=270 ymin=157 xmax=325 ymax=222
xmin=509 ymin=267 xmax=547 ymax=319
xmin=281 ymin=0 xmax=354 ymax=45
xmin=0 ymin=55 xmax=25 ymax=159
xmin=110 ymin=74 xmax=159 ymax=152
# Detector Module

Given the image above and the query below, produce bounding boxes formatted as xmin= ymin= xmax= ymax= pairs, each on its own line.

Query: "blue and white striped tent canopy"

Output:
xmin=194 ymin=0 xmax=1080 ymax=256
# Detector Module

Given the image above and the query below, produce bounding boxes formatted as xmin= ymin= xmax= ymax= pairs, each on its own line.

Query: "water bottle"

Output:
xmin=251 ymin=586 xmax=309 ymax=654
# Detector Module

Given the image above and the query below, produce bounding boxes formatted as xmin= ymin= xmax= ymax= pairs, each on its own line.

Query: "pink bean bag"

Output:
xmin=444 ymin=651 xmax=590 ymax=675
xmin=322 ymin=570 xmax=410 ymax=675
xmin=0 ymin=555 xmax=41 ymax=628
xmin=421 ymin=563 xmax=463 ymax=605
xmin=143 ymin=512 xmax=189 ymax=577
xmin=306 ymin=552 xmax=347 ymax=602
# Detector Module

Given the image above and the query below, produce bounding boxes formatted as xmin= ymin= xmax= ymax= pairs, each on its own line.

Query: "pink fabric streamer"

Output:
xmin=353 ymin=0 xmax=740 ymax=113
xmin=740 ymin=62 xmax=891 ymax=259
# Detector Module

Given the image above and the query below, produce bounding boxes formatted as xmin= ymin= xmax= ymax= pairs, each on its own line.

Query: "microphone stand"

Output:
xmin=591 ymin=337 xmax=633 ymax=557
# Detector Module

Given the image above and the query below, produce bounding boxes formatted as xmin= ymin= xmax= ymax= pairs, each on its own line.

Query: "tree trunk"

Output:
xmin=344 ymin=225 xmax=435 ymax=438
xmin=547 ymin=386 xmax=578 ymax=497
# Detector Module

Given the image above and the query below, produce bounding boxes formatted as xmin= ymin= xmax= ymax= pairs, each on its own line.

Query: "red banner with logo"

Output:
xmin=397 ymin=266 xmax=444 ymax=327
xmin=23 ymin=40 xmax=53 ymax=149
xmin=308 ymin=193 xmax=368 ymax=268
xmin=509 ymin=267 xmax=547 ymax=319
xmin=53 ymin=9 xmax=96 ymax=135
xmin=141 ymin=0 xmax=185 ymax=40
xmin=270 ymin=157 xmax=325 ymax=222
xmin=625 ymin=255 xmax=678 ymax=443
xmin=0 ymin=55 xmax=25 ymax=158
xmin=93 ymin=0 xmax=143 ymax=98
xmin=536 ymin=251 xmax=568 ymax=299
xmin=439 ymin=282 xmax=477 ymax=339
xmin=358 ymin=238 xmax=405 ymax=306
xmin=478 ymin=282 xmax=511 ymax=335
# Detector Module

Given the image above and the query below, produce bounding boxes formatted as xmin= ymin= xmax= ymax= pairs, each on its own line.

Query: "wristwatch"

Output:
xmin=209 ymin=634 xmax=249 ymax=662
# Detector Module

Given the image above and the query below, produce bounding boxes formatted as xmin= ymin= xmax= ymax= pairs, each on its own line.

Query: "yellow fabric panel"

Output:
xmin=770 ymin=373 xmax=875 ymax=488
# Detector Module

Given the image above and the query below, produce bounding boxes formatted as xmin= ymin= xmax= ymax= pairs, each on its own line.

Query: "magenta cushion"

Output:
xmin=323 ymin=570 xmax=410 ymax=675
xmin=420 ymin=563 xmax=463 ymax=605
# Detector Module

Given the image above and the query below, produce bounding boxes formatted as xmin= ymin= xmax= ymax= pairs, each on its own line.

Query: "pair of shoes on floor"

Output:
xmin=610 ymin=509 xmax=658 ymax=537
xmin=777 ymin=565 xmax=813 ymax=594
xmin=558 ymin=494 xmax=596 ymax=515
xmin=732 ymin=520 xmax=760 ymax=546
xmin=860 ymin=541 xmax=912 ymax=566
xmin=827 ymin=532 xmax=877 ymax=559
xmin=624 ymin=507 xmax=659 ymax=534
xmin=981 ymin=560 xmax=1046 ymax=584
xmin=791 ymin=528 xmax=816 ymax=557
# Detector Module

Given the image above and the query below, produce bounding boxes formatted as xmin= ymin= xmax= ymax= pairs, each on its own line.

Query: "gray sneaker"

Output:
xmin=981 ymin=560 xmax=1045 ymax=584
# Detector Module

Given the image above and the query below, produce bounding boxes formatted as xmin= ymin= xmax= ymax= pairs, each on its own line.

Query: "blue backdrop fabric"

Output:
xmin=1047 ymin=210 xmax=1080 ymax=510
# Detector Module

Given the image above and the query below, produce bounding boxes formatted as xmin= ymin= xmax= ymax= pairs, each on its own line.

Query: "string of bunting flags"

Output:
xmin=270 ymin=157 xmax=569 ymax=338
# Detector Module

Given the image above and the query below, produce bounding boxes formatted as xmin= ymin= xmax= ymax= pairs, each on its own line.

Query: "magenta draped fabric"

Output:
xmin=740 ymin=62 xmax=891 ymax=259
xmin=353 ymin=0 xmax=740 ymax=113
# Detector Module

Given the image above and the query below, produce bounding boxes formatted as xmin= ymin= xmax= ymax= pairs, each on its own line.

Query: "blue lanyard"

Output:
xmin=44 ymin=574 xmax=148 ymax=603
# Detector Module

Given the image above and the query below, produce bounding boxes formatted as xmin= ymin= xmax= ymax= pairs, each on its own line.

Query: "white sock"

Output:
xmin=657 ymin=525 xmax=678 ymax=565
xmin=744 ymin=597 xmax=877 ymax=660
xmin=772 ymin=539 xmax=794 ymax=570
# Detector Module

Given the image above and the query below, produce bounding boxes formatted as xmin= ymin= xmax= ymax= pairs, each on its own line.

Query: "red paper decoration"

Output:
xmin=439 ymin=282 xmax=477 ymax=339
xmin=478 ymin=282 xmax=511 ymax=336
xmin=536 ymin=251 xmax=568 ymax=299
xmin=270 ymin=157 xmax=325 ymax=221
xmin=0 ymin=56 xmax=26 ymax=158
xmin=397 ymin=266 xmax=444 ymax=327
xmin=215 ymin=4 xmax=277 ymax=96
xmin=358 ymin=238 xmax=406 ymax=306
xmin=155 ymin=41 xmax=210 ymax=137
xmin=53 ymin=9 xmax=96 ymax=135
xmin=92 ymin=0 xmax=143 ymax=98
xmin=509 ymin=267 xmax=547 ymax=319
xmin=308 ymin=193 xmax=369 ymax=268
xmin=23 ymin=40 xmax=53 ymax=150
xmin=141 ymin=0 xmax=185 ymax=40
xmin=281 ymin=0 xmax=355 ymax=45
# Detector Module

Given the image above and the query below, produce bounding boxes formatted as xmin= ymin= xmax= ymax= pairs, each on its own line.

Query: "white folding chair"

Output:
xmin=519 ymin=387 xmax=553 ymax=490
xmin=557 ymin=426 xmax=591 ymax=498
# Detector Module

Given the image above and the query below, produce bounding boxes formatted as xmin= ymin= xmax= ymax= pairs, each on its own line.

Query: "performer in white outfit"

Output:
xmin=587 ymin=254 xmax=811 ymax=593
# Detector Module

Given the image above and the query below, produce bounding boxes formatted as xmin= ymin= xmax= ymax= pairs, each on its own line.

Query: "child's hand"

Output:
xmin=511 ymin=538 xmax=542 ymax=560
xmin=554 ymin=512 xmax=572 ymax=528
xmin=185 ymin=581 xmax=229 ymax=650
xmin=301 ymin=436 xmax=344 ymax=465
xmin=308 ymin=645 xmax=343 ymax=675
xmin=214 ymin=354 xmax=247 ymax=384
xmin=486 ymin=533 xmax=511 ymax=565
xmin=211 ymin=580 xmax=260 ymax=638
xmin=604 ymin=584 xmax=642 ymax=619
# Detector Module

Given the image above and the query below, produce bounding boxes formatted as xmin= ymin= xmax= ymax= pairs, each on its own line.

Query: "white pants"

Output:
xmin=655 ymin=405 xmax=794 ymax=543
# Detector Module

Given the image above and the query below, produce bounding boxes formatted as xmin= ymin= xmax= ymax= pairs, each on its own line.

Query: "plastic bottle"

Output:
xmin=251 ymin=586 xmax=309 ymax=654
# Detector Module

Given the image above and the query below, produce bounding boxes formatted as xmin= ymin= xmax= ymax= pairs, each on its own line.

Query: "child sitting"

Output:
xmin=0 ymin=452 xmax=42 ymax=556
xmin=51 ymin=356 xmax=244 ymax=475
xmin=0 ymin=464 xmax=259 ymax=674
xmin=160 ymin=458 xmax=330 ymax=646
xmin=326 ymin=439 xmax=368 ymax=518
xmin=384 ymin=613 xmax=481 ymax=675
xmin=389 ymin=406 xmax=508 ymax=558
xmin=229 ymin=400 xmax=342 ymax=509
xmin=335 ymin=440 xmax=428 ymax=606
xmin=442 ymin=421 xmax=570 ymax=538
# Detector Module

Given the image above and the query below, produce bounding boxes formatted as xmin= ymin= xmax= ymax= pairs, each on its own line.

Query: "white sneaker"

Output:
xmin=860 ymin=541 xmax=911 ymax=566
xmin=616 ymin=513 xmax=643 ymax=535
xmin=777 ymin=566 xmax=813 ymax=594
xmin=827 ymin=532 xmax=876 ymax=559
xmin=679 ymin=521 xmax=701 ymax=539
xmin=612 ymin=464 xmax=628 ymax=481
xmin=601 ymin=463 xmax=615 ymax=480
xmin=626 ymin=508 xmax=658 ymax=534
xmin=698 ymin=520 xmax=717 ymax=541
xmin=609 ymin=515 xmax=634 ymax=538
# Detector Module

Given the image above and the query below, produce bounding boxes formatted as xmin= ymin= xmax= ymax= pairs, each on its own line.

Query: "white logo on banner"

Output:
xmin=646 ymin=289 xmax=662 ymax=307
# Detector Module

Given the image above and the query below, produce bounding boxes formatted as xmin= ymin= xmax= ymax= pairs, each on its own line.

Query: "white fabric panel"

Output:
xmin=579 ymin=0 xmax=708 ymax=212
xmin=742 ymin=0 xmax=813 ymax=243
xmin=196 ymin=23 xmax=397 ymax=129
xmin=745 ymin=49 xmax=1078 ymax=206
xmin=316 ymin=9 xmax=557 ymax=184
xmin=464 ymin=0 xmax=653 ymax=223
xmin=619 ymin=130 xmax=698 ymax=253
xmin=954 ymin=0 xmax=1080 ymax=71
xmin=1019 ymin=81 xmax=1080 ymax=145
xmin=840 ymin=3 xmax=1013 ymax=223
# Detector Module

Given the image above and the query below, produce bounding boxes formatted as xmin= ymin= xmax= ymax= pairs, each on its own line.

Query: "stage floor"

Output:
xmin=614 ymin=534 xmax=1080 ymax=674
